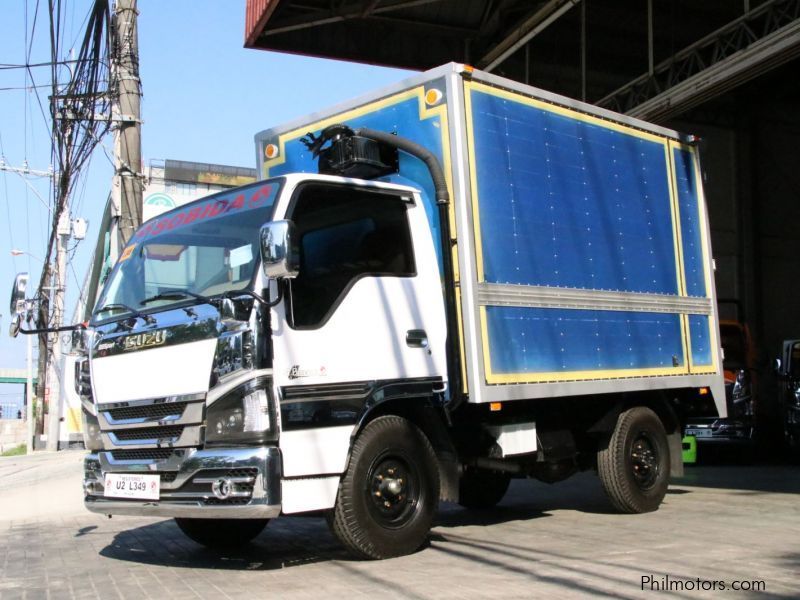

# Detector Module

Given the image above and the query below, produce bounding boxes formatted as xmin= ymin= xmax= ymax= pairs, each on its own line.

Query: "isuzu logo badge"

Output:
xmin=123 ymin=330 xmax=167 ymax=351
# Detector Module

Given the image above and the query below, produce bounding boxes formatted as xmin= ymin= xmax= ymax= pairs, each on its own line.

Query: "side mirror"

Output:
xmin=260 ymin=220 xmax=299 ymax=280
xmin=8 ymin=313 xmax=21 ymax=338
xmin=9 ymin=272 xmax=29 ymax=316
xmin=775 ymin=358 xmax=782 ymax=374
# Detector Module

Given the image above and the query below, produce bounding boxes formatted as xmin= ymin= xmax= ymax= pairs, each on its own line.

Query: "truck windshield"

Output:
xmin=93 ymin=181 xmax=281 ymax=323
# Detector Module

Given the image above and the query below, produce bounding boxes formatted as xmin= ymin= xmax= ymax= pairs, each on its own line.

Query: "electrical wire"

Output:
xmin=35 ymin=0 xmax=112 ymax=328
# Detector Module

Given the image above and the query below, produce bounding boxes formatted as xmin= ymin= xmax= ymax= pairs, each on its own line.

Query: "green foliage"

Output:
xmin=1 ymin=444 xmax=26 ymax=457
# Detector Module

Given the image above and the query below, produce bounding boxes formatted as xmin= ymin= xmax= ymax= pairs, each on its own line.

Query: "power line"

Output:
xmin=0 ymin=82 xmax=85 ymax=92
xmin=0 ymin=59 xmax=97 ymax=70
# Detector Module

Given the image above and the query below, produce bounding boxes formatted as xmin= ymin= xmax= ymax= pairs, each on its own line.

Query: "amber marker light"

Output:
xmin=490 ymin=402 xmax=502 ymax=412
xmin=264 ymin=144 xmax=279 ymax=159
xmin=425 ymin=88 xmax=443 ymax=106
xmin=698 ymin=387 xmax=710 ymax=395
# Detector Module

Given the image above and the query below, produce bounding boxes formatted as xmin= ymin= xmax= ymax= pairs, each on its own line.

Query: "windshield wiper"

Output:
xmin=140 ymin=289 xmax=213 ymax=306
xmin=218 ymin=288 xmax=284 ymax=308
xmin=96 ymin=303 xmax=156 ymax=324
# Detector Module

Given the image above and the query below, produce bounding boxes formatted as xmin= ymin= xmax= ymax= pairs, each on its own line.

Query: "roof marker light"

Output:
xmin=425 ymin=88 xmax=443 ymax=106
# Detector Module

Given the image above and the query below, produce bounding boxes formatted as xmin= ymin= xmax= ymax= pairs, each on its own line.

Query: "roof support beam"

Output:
xmin=477 ymin=0 xmax=581 ymax=72
xmin=626 ymin=18 xmax=800 ymax=122
xmin=260 ymin=0 xmax=447 ymax=37
xmin=596 ymin=0 xmax=800 ymax=121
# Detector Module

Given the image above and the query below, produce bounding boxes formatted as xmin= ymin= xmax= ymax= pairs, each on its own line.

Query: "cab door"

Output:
xmin=271 ymin=181 xmax=447 ymax=425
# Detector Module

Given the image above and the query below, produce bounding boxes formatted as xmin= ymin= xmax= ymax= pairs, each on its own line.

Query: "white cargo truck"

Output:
xmin=73 ymin=64 xmax=725 ymax=558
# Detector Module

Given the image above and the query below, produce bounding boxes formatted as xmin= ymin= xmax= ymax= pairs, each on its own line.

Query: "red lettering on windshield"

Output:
xmin=249 ymin=185 xmax=273 ymax=207
xmin=183 ymin=206 xmax=202 ymax=225
xmin=133 ymin=183 xmax=275 ymax=240
xmin=229 ymin=194 xmax=245 ymax=211
xmin=207 ymin=199 xmax=227 ymax=217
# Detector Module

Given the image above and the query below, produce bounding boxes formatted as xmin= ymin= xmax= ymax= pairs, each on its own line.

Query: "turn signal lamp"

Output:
xmin=264 ymin=143 xmax=279 ymax=160
xmin=425 ymin=88 xmax=443 ymax=106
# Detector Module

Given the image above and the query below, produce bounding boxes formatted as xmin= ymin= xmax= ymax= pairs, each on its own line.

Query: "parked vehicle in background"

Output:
xmin=684 ymin=321 xmax=756 ymax=452
xmin=776 ymin=339 xmax=800 ymax=461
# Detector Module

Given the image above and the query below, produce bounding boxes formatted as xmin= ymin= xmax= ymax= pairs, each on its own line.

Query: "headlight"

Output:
xmin=205 ymin=381 xmax=276 ymax=445
xmin=81 ymin=408 xmax=103 ymax=451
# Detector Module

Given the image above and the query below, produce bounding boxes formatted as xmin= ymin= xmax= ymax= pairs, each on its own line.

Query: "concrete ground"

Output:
xmin=0 ymin=450 xmax=797 ymax=599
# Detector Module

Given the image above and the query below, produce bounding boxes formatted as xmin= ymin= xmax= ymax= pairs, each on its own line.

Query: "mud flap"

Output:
xmin=668 ymin=431 xmax=684 ymax=477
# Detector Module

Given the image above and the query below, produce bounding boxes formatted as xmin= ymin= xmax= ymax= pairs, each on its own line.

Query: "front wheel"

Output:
xmin=174 ymin=518 xmax=268 ymax=548
xmin=597 ymin=406 xmax=670 ymax=513
xmin=328 ymin=415 xmax=440 ymax=559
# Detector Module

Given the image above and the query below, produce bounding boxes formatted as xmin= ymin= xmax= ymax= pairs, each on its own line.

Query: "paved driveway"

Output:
xmin=1 ymin=451 xmax=798 ymax=599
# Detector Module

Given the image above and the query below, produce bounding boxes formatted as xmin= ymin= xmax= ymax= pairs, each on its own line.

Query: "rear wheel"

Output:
xmin=457 ymin=468 xmax=510 ymax=509
xmin=174 ymin=518 xmax=268 ymax=548
xmin=597 ymin=406 xmax=670 ymax=513
xmin=328 ymin=415 xmax=439 ymax=559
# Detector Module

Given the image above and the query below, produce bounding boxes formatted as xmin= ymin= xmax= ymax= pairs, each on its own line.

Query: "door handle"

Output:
xmin=406 ymin=329 xmax=429 ymax=348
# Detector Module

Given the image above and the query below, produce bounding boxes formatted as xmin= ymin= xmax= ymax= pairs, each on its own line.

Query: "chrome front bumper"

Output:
xmin=84 ymin=446 xmax=282 ymax=519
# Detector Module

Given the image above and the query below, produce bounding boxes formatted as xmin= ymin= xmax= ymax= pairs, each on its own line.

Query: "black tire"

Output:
xmin=328 ymin=415 xmax=440 ymax=559
xmin=597 ymin=406 xmax=670 ymax=513
xmin=457 ymin=468 xmax=510 ymax=509
xmin=174 ymin=518 xmax=268 ymax=548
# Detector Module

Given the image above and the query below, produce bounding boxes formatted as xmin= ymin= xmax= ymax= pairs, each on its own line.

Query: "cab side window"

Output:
xmin=288 ymin=184 xmax=415 ymax=329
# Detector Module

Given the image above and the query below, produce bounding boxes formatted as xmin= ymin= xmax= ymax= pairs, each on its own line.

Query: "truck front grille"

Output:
xmin=106 ymin=402 xmax=187 ymax=421
xmin=113 ymin=425 xmax=184 ymax=442
xmin=110 ymin=448 xmax=176 ymax=461
xmin=99 ymin=396 xmax=204 ymax=451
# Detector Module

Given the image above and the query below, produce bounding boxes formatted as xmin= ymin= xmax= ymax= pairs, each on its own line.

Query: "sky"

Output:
xmin=0 ymin=0 xmax=411 ymax=412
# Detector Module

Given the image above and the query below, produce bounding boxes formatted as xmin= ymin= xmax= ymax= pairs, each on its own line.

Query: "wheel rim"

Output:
xmin=366 ymin=453 xmax=419 ymax=528
xmin=630 ymin=432 xmax=659 ymax=490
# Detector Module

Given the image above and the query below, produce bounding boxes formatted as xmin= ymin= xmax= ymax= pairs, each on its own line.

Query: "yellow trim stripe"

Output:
xmin=665 ymin=143 xmax=691 ymax=372
xmin=668 ymin=142 xmax=718 ymax=373
xmin=678 ymin=142 xmax=718 ymax=374
xmin=463 ymin=83 xmax=486 ymax=283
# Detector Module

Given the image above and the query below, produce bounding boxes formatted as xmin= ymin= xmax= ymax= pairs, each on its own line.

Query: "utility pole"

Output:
xmin=44 ymin=210 xmax=70 ymax=451
xmin=26 ymin=332 xmax=34 ymax=454
xmin=110 ymin=0 xmax=143 ymax=260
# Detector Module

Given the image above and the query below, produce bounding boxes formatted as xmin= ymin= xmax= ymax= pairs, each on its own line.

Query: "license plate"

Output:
xmin=104 ymin=473 xmax=160 ymax=500
xmin=686 ymin=428 xmax=713 ymax=438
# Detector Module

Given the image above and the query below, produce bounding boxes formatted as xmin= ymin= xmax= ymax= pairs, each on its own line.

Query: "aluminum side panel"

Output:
xmin=461 ymin=78 xmax=724 ymax=404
